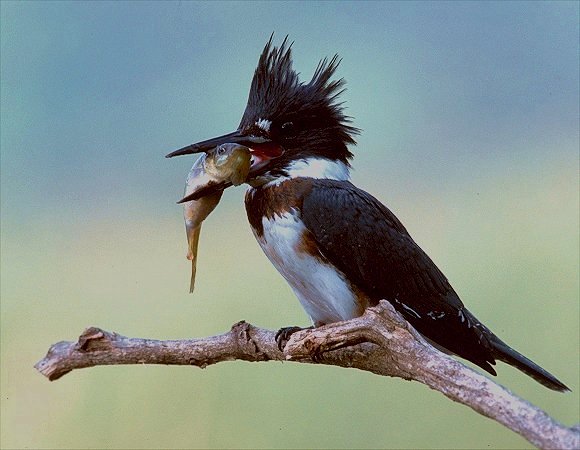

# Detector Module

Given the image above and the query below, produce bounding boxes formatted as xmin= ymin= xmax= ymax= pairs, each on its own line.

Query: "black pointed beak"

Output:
xmin=165 ymin=130 xmax=270 ymax=158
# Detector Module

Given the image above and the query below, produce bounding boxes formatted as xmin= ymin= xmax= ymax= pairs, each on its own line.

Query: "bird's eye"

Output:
xmin=281 ymin=121 xmax=296 ymax=136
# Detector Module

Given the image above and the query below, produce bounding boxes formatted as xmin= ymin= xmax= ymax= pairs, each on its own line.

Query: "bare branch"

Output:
xmin=35 ymin=301 xmax=579 ymax=450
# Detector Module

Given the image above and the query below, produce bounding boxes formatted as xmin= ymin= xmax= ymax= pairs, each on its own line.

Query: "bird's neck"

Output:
xmin=248 ymin=156 xmax=351 ymax=189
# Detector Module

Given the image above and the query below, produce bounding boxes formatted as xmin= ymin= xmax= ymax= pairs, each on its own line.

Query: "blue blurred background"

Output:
xmin=1 ymin=1 xmax=578 ymax=448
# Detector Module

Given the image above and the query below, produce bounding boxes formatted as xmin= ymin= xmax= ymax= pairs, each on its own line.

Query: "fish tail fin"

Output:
xmin=189 ymin=258 xmax=197 ymax=293
xmin=187 ymin=225 xmax=201 ymax=293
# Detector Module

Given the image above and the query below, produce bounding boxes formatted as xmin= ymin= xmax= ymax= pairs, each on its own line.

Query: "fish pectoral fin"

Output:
xmin=187 ymin=225 xmax=202 ymax=293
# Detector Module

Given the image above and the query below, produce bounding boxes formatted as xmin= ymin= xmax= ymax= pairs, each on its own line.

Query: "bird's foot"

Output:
xmin=275 ymin=326 xmax=313 ymax=351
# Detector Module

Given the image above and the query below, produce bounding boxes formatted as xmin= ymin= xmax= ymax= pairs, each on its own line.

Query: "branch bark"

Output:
xmin=35 ymin=301 xmax=578 ymax=450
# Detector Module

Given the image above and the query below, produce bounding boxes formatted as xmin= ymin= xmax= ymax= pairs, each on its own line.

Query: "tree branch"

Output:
xmin=35 ymin=301 xmax=578 ymax=450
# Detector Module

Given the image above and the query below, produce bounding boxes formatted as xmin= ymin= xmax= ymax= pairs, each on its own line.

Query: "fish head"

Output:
xmin=206 ymin=143 xmax=252 ymax=186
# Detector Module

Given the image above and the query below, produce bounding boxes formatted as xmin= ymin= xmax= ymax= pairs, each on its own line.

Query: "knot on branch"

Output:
xmin=367 ymin=300 xmax=409 ymax=329
xmin=230 ymin=320 xmax=271 ymax=362
xmin=77 ymin=327 xmax=117 ymax=351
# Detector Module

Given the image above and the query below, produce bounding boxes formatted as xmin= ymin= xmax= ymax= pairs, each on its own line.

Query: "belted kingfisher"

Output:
xmin=167 ymin=37 xmax=568 ymax=392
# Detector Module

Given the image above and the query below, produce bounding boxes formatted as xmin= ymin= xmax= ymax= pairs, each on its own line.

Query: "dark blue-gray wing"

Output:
xmin=301 ymin=179 xmax=497 ymax=374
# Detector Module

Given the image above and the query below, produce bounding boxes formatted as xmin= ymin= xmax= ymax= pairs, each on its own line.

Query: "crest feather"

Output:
xmin=241 ymin=36 xmax=298 ymax=124
xmin=240 ymin=36 xmax=359 ymax=147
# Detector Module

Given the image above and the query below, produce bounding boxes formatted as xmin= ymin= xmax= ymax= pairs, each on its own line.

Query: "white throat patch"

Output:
xmin=260 ymin=157 xmax=350 ymax=188
xmin=249 ymin=157 xmax=351 ymax=189
xmin=285 ymin=158 xmax=350 ymax=180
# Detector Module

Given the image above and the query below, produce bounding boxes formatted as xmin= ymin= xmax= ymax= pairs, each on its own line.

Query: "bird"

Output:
xmin=166 ymin=36 xmax=569 ymax=392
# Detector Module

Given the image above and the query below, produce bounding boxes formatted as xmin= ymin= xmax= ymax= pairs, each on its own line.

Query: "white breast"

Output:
xmin=253 ymin=210 xmax=364 ymax=326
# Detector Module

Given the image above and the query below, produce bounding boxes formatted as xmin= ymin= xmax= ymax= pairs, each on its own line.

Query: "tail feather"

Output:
xmin=491 ymin=338 xmax=570 ymax=392
xmin=460 ymin=308 xmax=569 ymax=392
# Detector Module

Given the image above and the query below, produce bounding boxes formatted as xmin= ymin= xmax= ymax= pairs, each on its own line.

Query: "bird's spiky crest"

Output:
xmin=240 ymin=36 xmax=299 ymax=124
xmin=239 ymin=36 xmax=359 ymax=152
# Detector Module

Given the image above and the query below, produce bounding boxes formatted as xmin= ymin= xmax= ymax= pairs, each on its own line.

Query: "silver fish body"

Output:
xmin=183 ymin=143 xmax=252 ymax=292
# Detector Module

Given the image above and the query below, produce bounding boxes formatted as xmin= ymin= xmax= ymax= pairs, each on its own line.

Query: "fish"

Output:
xmin=183 ymin=143 xmax=252 ymax=293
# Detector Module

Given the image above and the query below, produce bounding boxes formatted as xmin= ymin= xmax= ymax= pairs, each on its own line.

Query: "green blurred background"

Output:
xmin=1 ymin=1 xmax=578 ymax=449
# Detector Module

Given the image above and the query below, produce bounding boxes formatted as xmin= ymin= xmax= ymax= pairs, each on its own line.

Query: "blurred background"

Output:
xmin=1 ymin=1 xmax=578 ymax=449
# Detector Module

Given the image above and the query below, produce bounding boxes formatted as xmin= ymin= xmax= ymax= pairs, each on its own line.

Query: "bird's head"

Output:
xmin=168 ymin=36 xmax=359 ymax=200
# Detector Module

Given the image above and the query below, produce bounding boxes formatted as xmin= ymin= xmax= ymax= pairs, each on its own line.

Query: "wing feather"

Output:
xmin=301 ymin=180 xmax=497 ymax=373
